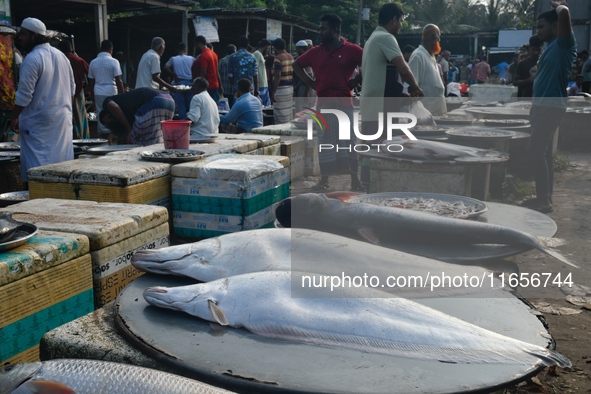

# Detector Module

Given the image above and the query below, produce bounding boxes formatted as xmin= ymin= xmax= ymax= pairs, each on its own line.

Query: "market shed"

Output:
xmin=9 ymin=0 xmax=197 ymax=49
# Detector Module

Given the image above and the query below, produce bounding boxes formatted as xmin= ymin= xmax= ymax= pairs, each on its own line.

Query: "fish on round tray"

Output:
xmin=140 ymin=149 xmax=205 ymax=163
xmin=346 ymin=192 xmax=487 ymax=219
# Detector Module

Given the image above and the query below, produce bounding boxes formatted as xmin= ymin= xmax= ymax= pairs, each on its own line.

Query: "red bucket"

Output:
xmin=161 ymin=120 xmax=191 ymax=149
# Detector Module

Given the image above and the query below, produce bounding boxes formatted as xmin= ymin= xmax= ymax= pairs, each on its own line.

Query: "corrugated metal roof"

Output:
xmin=10 ymin=0 xmax=197 ymax=25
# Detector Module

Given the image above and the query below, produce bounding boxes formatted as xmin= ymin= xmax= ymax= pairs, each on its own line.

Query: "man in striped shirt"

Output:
xmin=270 ymin=38 xmax=294 ymax=124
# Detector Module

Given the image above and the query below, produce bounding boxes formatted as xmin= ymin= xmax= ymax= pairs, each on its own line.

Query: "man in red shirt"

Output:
xmin=293 ymin=13 xmax=363 ymax=191
xmin=475 ymin=56 xmax=491 ymax=84
xmin=58 ymin=40 xmax=90 ymax=139
xmin=195 ymin=36 xmax=222 ymax=103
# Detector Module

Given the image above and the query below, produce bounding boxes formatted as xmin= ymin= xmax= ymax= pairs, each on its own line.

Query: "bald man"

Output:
xmin=408 ymin=24 xmax=447 ymax=115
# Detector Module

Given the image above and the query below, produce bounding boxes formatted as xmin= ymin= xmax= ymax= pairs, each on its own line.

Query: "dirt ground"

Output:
xmin=507 ymin=150 xmax=591 ymax=394
xmin=292 ymin=148 xmax=591 ymax=393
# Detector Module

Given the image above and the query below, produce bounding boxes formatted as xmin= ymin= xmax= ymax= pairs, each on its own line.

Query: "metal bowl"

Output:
xmin=0 ymin=191 xmax=29 ymax=208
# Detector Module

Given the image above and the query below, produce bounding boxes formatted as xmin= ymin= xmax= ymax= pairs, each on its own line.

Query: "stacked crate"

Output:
xmin=172 ymin=154 xmax=290 ymax=239
xmin=1 ymin=199 xmax=169 ymax=307
xmin=27 ymin=156 xmax=171 ymax=209
xmin=216 ymin=133 xmax=282 ymax=156
xmin=251 ymin=124 xmax=320 ymax=176
xmin=279 ymin=136 xmax=306 ymax=181
xmin=0 ymin=231 xmax=92 ymax=364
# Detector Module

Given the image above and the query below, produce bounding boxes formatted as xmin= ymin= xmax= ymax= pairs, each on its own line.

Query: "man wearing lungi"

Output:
xmin=99 ymin=88 xmax=174 ymax=146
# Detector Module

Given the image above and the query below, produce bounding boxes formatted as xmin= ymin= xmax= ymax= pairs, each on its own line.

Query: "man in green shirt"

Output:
xmin=359 ymin=2 xmax=423 ymax=190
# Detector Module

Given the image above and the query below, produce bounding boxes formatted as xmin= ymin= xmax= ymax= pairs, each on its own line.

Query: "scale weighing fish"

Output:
xmin=0 ymin=359 xmax=233 ymax=394
xmin=276 ymin=193 xmax=578 ymax=268
xmin=144 ymin=271 xmax=571 ymax=368
xmin=131 ymin=228 xmax=503 ymax=298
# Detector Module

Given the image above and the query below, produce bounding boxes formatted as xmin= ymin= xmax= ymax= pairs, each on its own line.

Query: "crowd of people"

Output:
xmin=3 ymin=1 xmax=582 ymax=213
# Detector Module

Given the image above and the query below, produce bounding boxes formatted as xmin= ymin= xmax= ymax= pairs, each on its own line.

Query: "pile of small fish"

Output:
xmin=146 ymin=150 xmax=201 ymax=158
xmin=173 ymin=85 xmax=192 ymax=91
xmin=351 ymin=196 xmax=481 ymax=218
xmin=1 ymin=359 xmax=233 ymax=394
xmin=448 ymin=129 xmax=513 ymax=137
xmin=0 ymin=143 xmax=20 ymax=150
xmin=0 ymin=192 xmax=28 ymax=201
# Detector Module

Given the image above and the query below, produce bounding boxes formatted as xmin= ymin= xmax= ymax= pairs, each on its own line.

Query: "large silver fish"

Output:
xmin=131 ymin=228 xmax=503 ymax=298
xmin=276 ymin=193 xmax=578 ymax=268
xmin=144 ymin=271 xmax=571 ymax=368
xmin=1 ymin=359 xmax=232 ymax=394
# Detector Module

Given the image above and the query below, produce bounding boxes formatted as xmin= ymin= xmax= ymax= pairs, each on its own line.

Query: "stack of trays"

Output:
xmin=217 ymin=133 xmax=282 ymax=156
xmin=172 ymin=154 xmax=290 ymax=238
xmin=1 ymin=199 xmax=169 ymax=307
xmin=251 ymin=124 xmax=320 ymax=176
xmin=279 ymin=136 xmax=306 ymax=181
xmin=0 ymin=231 xmax=92 ymax=364
xmin=27 ymin=156 xmax=172 ymax=209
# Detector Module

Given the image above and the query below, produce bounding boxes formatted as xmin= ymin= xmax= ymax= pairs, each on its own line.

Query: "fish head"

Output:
xmin=0 ymin=362 xmax=42 ymax=394
xmin=131 ymin=240 xmax=226 ymax=279
xmin=277 ymin=193 xmax=335 ymax=228
xmin=144 ymin=279 xmax=231 ymax=324
xmin=288 ymin=193 xmax=351 ymax=231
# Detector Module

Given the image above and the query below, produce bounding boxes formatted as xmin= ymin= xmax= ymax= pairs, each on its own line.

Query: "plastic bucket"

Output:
xmin=161 ymin=120 xmax=191 ymax=149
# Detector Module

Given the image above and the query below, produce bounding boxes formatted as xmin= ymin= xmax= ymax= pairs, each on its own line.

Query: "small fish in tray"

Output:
xmin=360 ymin=197 xmax=480 ymax=218
xmin=140 ymin=149 xmax=205 ymax=163
xmin=0 ymin=142 xmax=21 ymax=151
xmin=174 ymin=85 xmax=192 ymax=91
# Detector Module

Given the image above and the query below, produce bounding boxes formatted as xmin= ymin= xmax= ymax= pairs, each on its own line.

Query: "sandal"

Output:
xmin=311 ymin=181 xmax=330 ymax=191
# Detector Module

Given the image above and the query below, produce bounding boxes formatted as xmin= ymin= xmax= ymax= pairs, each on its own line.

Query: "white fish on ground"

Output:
xmin=144 ymin=271 xmax=571 ymax=368
xmin=1 ymin=359 xmax=233 ymax=394
xmin=131 ymin=228 xmax=504 ymax=298
xmin=275 ymin=193 xmax=579 ymax=268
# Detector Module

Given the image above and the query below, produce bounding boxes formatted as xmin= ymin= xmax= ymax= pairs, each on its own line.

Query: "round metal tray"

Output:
xmin=408 ymin=126 xmax=449 ymax=135
xmin=0 ymin=222 xmax=37 ymax=252
xmin=190 ymin=135 xmax=218 ymax=144
xmin=0 ymin=142 xmax=20 ymax=151
xmin=347 ymin=192 xmax=487 ymax=219
xmin=0 ymin=156 xmax=16 ymax=163
xmin=140 ymin=149 xmax=205 ymax=163
xmin=0 ymin=190 xmax=29 ymax=202
xmin=477 ymin=119 xmax=530 ymax=128
xmin=0 ymin=151 xmax=20 ymax=157
xmin=446 ymin=128 xmax=516 ymax=139
xmin=433 ymin=117 xmax=475 ymax=126
xmin=292 ymin=121 xmax=308 ymax=130
xmin=72 ymin=138 xmax=109 ymax=146
xmin=87 ymin=145 xmax=140 ymax=155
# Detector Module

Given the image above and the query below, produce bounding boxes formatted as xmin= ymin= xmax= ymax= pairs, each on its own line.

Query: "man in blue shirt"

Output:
xmin=228 ymin=36 xmax=258 ymax=102
xmin=219 ymin=78 xmax=263 ymax=133
xmin=494 ymin=60 xmax=509 ymax=83
xmin=522 ymin=0 xmax=576 ymax=213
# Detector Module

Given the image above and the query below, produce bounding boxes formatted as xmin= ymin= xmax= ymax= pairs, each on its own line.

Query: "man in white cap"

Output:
xmin=10 ymin=17 xmax=76 ymax=188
